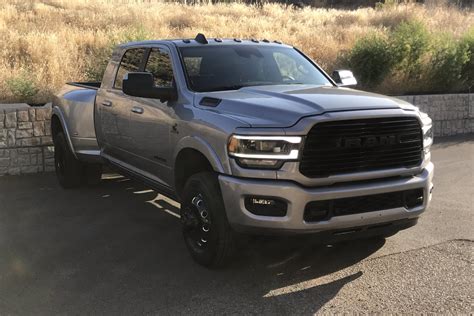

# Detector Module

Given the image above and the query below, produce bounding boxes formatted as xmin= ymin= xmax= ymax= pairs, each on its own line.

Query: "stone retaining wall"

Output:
xmin=395 ymin=93 xmax=473 ymax=137
xmin=0 ymin=103 xmax=54 ymax=175
xmin=0 ymin=93 xmax=472 ymax=176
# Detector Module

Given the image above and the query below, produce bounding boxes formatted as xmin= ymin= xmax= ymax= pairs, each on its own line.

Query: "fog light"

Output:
xmin=404 ymin=189 xmax=424 ymax=209
xmin=244 ymin=196 xmax=287 ymax=217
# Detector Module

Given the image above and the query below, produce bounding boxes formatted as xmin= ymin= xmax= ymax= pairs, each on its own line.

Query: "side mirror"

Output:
xmin=122 ymin=72 xmax=177 ymax=102
xmin=332 ymin=70 xmax=357 ymax=87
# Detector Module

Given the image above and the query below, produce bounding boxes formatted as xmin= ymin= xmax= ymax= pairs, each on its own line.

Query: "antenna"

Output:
xmin=195 ymin=33 xmax=208 ymax=44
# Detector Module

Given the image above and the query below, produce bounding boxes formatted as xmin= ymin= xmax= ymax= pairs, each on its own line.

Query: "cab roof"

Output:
xmin=117 ymin=33 xmax=293 ymax=49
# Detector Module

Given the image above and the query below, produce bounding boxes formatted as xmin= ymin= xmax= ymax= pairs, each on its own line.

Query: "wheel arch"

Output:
xmin=51 ymin=106 xmax=77 ymax=159
xmin=173 ymin=136 xmax=226 ymax=199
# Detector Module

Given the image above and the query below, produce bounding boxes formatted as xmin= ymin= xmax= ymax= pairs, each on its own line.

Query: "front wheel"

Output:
xmin=180 ymin=172 xmax=235 ymax=268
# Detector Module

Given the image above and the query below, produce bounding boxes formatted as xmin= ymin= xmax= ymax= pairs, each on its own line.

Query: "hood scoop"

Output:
xmin=200 ymin=97 xmax=222 ymax=107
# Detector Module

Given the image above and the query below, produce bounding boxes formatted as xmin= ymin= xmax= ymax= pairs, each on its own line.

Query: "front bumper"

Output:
xmin=219 ymin=162 xmax=434 ymax=235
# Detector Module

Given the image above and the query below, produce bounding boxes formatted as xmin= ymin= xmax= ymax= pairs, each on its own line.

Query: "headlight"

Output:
xmin=228 ymin=135 xmax=302 ymax=169
xmin=420 ymin=112 xmax=433 ymax=154
xmin=423 ymin=125 xmax=433 ymax=153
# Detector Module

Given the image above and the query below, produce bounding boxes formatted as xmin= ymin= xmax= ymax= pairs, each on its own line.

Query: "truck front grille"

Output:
xmin=299 ymin=117 xmax=423 ymax=178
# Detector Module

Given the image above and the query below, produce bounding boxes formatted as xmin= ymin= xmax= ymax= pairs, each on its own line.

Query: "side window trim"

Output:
xmin=140 ymin=48 xmax=151 ymax=72
xmin=144 ymin=45 xmax=176 ymax=88
xmin=113 ymin=47 xmax=147 ymax=91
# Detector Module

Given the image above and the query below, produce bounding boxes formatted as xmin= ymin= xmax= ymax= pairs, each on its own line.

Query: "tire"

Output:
xmin=180 ymin=172 xmax=235 ymax=268
xmin=54 ymin=132 xmax=83 ymax=189
xmin=83 ymin=164 xmax=102 ymax=186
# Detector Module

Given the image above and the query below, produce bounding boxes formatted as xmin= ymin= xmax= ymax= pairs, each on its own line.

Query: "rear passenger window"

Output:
xmin=114 ymin=48 xmax=146 ymax=89
xmin=145 ymin=48 xmax=174 ymax=87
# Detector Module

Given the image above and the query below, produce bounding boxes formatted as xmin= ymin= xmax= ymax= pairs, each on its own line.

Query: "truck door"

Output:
xmin=96 ymin=47 xmax=146 ymax=162
xmin=127 ymin=47 xmax=176 ymax=186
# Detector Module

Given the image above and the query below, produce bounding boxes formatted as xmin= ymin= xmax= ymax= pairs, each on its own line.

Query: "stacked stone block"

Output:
xmin=0 ymin=104 xmax=54 ymax=175
xmin=396 ymin=94 xmax=473 ymax=137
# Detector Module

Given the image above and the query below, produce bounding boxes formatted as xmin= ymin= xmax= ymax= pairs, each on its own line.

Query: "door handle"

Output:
xmin=131 ymin=106 xmax=144 ymax=114
xmin=101 ymin=100 xmax=112 ymax=107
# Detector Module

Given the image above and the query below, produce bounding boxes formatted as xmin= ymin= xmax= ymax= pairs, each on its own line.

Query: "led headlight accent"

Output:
xmin=228 ymin=135 xmax=302 ymax=159
xmin=228 ymin=135 xmax=302 ymax=168
xmin=423 ymin=125 xmax=433 ymax=149
xmin=420 ymin=112 xmax=433 ymax=154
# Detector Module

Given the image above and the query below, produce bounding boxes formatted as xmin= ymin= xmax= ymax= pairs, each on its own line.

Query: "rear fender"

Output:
xmin=52 ymin=106 xmax=77 ymax=159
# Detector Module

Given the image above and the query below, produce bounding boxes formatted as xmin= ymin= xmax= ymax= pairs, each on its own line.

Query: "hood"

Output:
xmin=198 ymin=85 xmax=416 ymax=127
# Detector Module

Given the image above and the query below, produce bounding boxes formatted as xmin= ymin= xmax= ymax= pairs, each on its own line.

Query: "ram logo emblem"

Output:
xmin=336 ymin=135 xmax=399 ymax=149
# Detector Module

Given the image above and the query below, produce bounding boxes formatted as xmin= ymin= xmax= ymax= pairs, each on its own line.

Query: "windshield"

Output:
xmin=178 ymin=45 xmax=333 ymax=92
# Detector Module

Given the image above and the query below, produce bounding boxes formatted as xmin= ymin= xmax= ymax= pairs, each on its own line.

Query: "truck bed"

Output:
xmin=67 ymin=82 xmax=101 ymax=90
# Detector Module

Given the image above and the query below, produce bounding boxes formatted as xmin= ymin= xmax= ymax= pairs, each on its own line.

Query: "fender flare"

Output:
xmin=52 ymin=106 xmax=78 ymax=159
xmin=173 ymin=136 xmax=226 ymax=174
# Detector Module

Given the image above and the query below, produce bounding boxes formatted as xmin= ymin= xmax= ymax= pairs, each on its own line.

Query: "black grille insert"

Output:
xmin=304 ymin=188 xmax=424 ymax=222
xmin=300 ymin=117 xmax=423 ymax=178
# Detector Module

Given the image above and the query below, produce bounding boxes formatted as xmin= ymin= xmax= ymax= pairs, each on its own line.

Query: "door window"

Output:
xmin=145 ymin=48 xmax=174 ymax=88
xmin=114 ymin=48 xmax=146 ymax=89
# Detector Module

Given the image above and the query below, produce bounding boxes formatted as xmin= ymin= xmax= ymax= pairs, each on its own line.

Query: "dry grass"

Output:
xmin=0 ymin=0 xmax=472 ymax=102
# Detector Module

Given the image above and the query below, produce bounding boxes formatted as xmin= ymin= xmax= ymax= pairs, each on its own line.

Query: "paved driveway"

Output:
xmin=0 ymin=136 xmax=472 ymax=314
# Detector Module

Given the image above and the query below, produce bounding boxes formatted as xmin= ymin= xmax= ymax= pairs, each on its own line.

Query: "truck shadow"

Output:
xmin=91 ymin=175 xmax=384 ymax=313
xmin=1 ymin=173 xmax=384 ymax=315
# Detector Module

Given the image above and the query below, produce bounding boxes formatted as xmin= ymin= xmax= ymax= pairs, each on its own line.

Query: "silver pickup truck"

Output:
xmin=52 ymin=34 xmax=434 ymax=267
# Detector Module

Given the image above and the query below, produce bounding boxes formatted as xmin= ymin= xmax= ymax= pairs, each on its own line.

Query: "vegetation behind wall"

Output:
xmin=0 ymin=0 xmax=472 ymax=103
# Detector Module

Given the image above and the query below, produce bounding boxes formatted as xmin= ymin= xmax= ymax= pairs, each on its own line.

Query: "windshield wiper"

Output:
xmin=205 ymin=82 xmax=283 ymax=92
xmin=203 ymin=81 xmax=313 ymax=92
xmin=206 ymin=85 xmax=247 ymax=92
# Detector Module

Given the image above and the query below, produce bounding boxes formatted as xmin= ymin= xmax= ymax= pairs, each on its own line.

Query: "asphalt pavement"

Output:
xmin=0 ymin=135 xmax=472 ymax=314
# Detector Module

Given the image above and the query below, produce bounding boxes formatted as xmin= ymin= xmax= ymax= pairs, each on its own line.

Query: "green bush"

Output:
xmin=346 ymin=21 xmax=431 ymax=90
xmin=347 ymin=33 xmax=394 ymax=88
xmin=390 ymin=20 xmax=430 ymax=79
xmin=344 ymin=20 xmax=474 ymax=94
xmin=6 ymin=75 xmax=38 ymax=102
xmin=460 ymin=29 xmax=474 ymax=91
xmin=429 ymin=35 xmax=469 ymax=92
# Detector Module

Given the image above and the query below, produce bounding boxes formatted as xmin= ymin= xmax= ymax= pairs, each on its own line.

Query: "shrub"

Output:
xmin=390 ymin=21 xmax=431 ymax=79
xmin=428 ymin=35 xmax=469 ymax=92
xmin=6 ymin=75 xmax=38 ymax=102
xmin=347 ymin=33 xmax=394 ymax=88
xmin=346 ymin=21 xmax=434 ymax=91
xmin=460 ymin=29 xmax=474 ymax=91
